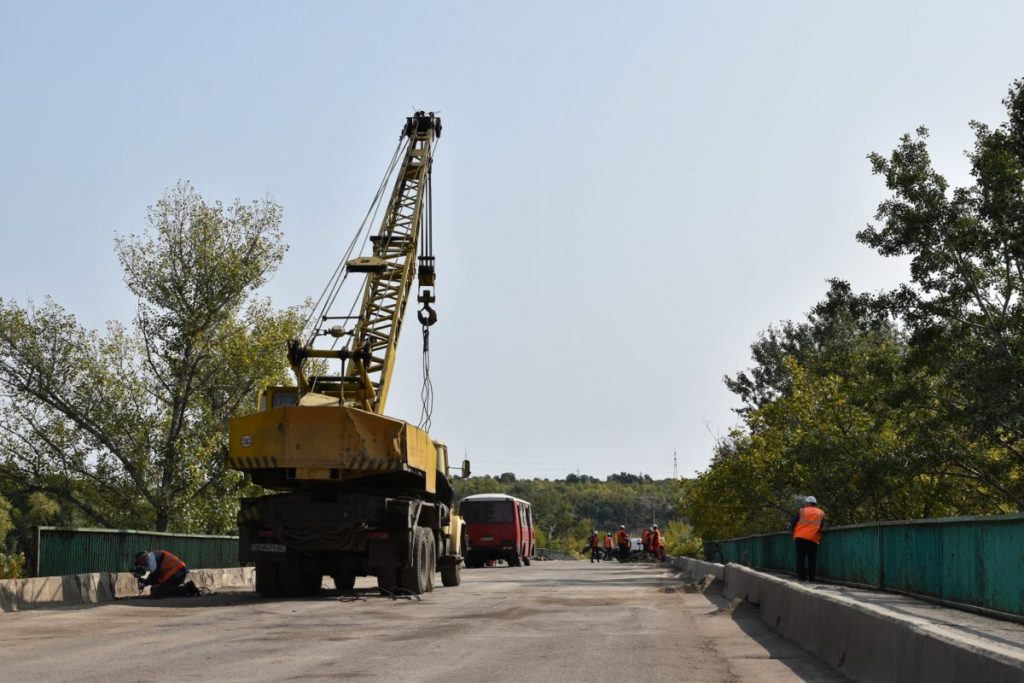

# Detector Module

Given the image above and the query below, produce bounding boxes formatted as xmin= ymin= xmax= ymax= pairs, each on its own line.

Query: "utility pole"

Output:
xmin=673 ymin=448 xmax=678 ymax=479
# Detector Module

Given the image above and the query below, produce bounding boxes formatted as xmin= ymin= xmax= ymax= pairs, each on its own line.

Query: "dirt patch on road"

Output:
xmin=534 ymin=596 xmax=632 ymax=608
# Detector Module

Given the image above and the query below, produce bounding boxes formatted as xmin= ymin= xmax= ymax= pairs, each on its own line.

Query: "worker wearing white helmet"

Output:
xmin=588 ymin=529 xmax=602 ymax=562
xmin=791 ymin=496 xmax=826 ymax=581
xmin=614 ymin=525 xmax=630 ymax=560
xmin=649 ymin=524 xmax=665 ymax=561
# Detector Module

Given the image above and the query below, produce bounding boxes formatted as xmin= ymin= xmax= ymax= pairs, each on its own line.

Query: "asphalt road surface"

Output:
xmin=1 ymin=560 xmax=847 ymax=682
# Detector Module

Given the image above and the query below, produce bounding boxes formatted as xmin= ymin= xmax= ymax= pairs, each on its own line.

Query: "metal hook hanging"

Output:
xmin=417 ymin=302 xmax=437 ymax=326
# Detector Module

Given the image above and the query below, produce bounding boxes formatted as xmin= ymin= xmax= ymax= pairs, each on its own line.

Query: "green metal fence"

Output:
xmin=33 ymin=527 xmax=240 ymax=577
xmin=705 ymin=512 xmax=1024 ymax=617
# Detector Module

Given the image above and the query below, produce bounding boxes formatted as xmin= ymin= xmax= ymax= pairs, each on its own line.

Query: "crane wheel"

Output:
xmin=400 ymin=527 xmax=434 ymax=594
xmin=255 ymin=562 xmax=282 ymax=598
xmin=441 ymin=563 xmax=462 ymax=587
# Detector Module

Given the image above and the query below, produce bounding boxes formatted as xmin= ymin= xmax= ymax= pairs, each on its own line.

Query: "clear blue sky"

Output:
xmin=2 ymin=1 xmax=1022 ymax=479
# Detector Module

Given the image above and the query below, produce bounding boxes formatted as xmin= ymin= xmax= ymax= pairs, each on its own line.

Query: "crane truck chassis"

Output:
xmin=227 ymin=112 xmax=466 ymax=597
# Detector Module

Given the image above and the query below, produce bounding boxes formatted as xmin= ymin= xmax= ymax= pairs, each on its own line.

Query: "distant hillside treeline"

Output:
xmin=453 ymin=473 xmax=686 ymax=551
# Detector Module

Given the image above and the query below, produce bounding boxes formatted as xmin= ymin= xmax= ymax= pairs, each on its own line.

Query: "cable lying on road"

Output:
xmin=336 ymin=588 xmax=423 ymax=603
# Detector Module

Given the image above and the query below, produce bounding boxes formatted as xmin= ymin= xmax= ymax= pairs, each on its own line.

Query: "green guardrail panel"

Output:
xmin=711 ymin=512 xmax=1024 ymax=617
xmin=34 ymin=527 xmax=239 ymax=577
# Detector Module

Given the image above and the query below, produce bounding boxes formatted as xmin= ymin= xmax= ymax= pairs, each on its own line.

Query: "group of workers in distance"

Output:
xmin=588 ymin=524 xmax=665 ymax=562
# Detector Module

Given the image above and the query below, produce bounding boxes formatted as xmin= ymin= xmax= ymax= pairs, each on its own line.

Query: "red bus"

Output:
xmin=460 ymin=494 xmax=535 ymax=568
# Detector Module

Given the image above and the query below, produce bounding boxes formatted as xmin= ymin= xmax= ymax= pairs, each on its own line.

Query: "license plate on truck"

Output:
xmin=250 ymin=543 xmax=286 ymax=553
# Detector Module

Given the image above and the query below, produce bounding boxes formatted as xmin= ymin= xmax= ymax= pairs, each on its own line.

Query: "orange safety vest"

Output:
xmin=642 ymin=529 xmax=651 ymax=546
xmin=650 ymin=529 xmax=663 ymax=549
xmin=154 ymin=550 xmax=187 ymax=585
xmin=603 ymin=535 xmax=613 ymax=549
xmin=792 ymin=506 xmax=824 ymax=544
xmin=590 ymin=533 xmax=600 ymax=548
xmin=615 ymin=530 xmax=629 ymax=545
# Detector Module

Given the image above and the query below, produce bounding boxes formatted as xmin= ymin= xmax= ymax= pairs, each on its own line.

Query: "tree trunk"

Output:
xmin=155 ymin=507 xmax=169 ymax=532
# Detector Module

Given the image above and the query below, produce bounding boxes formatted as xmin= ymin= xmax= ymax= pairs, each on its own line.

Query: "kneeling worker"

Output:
xmin=133 ymin=549 xmax=199 ymax=598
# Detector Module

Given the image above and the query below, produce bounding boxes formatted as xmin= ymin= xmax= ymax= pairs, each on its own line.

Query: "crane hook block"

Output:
xmin=418 ymin=303 xmax=437 ymax=327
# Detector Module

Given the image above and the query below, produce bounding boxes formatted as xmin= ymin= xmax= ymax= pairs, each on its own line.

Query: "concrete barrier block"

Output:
xmin=668 ymin=556 xmax=724 ymax=582
xmin=61 ymin=575 xmax=82 ymax=604
xmin=723 ymin=563 xmax=768 ymax=604
xmin=2 ymin=566 xmax=258 ymax=612
xmin=75 ymin=573 xmax=112 ymax=604
xmin=719 ymin=564 xmax=1024 ymax=683
xmin=1 ymin=578 xmax=17 ymax=612
xmin=189 ymin=566 xmax=254 ymax=590
xmin=9 ymin=576 xmax=68 ymax=610
xmin=110 ymin=571 xmax=141 ymax=598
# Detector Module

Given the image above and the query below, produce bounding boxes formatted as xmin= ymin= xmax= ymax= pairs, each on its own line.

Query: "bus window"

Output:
xmin=461 ymin=500 xmax=514 ymax=524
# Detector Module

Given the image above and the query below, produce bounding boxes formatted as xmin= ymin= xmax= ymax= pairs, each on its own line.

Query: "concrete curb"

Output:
xmin=668 ymin=556 xmax=1024 ymax=683
xmin=1 ymin=567 xmax=254 ymax=613
xmin=667 ymin=555 xmax=724 ymax=582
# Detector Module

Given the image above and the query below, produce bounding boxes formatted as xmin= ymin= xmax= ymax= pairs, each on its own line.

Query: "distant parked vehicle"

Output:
xmin=460 ymin=494 xmax=535 ymax=568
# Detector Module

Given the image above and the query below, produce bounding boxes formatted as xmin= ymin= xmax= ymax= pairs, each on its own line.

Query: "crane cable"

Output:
xmin=299 ymin=125 xmax=439 ymax=418
xmin=418 ymin=152 xmax=436 ymax=431
xmin=302 ymin=137 xmax=409 ymax=344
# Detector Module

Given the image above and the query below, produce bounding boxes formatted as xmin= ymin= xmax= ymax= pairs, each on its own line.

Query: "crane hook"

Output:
xmin=417 ymin=302 xmax=437 ymax=327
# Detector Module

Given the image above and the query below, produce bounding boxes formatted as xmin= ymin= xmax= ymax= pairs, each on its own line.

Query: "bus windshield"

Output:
xmin=461 ymin=501 xmax=514 ymax=524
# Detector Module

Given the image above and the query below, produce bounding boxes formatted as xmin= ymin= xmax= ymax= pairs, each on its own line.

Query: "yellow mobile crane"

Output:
xmin=228 ymin=111 xmax=468 ymax=596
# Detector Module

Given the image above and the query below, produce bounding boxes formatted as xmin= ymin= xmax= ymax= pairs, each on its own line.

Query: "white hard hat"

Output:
xmin=619 ymin=524 xmax=625 ymax=529
xmin=805 ymin=496 xmax=817 ymax=504
xmin=652 ymin=524 xmax=658 ymax=529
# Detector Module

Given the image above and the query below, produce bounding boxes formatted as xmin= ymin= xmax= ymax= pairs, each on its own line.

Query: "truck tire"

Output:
xmin=441 ymin=562 xmax=462 ymax=587
xmin=255 ymin=562 xmax=282 ymax=598
xmin=400 ymin=527 xmax=433 ymax=594
xmin=377 ymin=567 xmax=400 ymax=592
xmin=426 ymin=534 xmax=436 ymax=593
xmin=280 ymin=559 xmax=322 ymax=597
xmin=333 ymin=574 xmax=356 ymax=591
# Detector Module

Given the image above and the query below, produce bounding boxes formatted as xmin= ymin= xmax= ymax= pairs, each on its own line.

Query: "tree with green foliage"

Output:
xmin=689 ymin=77 xmax=1024 ymax=543
xmin=688 ymin=280 xmax=1001 ymax=540
xmin=0 ymin=182 xmax=303 ymax=535
xmin=858 ymin=79 xmax=1024 ymax=507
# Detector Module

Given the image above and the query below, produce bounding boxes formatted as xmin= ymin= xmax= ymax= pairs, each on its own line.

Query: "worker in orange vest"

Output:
xmin=602 ymin=532 xmax=614 ymax=560
xmin=790 ymin=496 xmax=826 ymax=582
xmin=649 ymin=524 xmax=665 ymax=561
xmin=614 ymin=525 xmax=630 ymax=560
xmin=589 ymin=530 xmax=602 ymax=563
xmin=133 ymin=549 xmax=199 ymax=598
xmin=641 ymin=527 xmax=652 ymax=553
